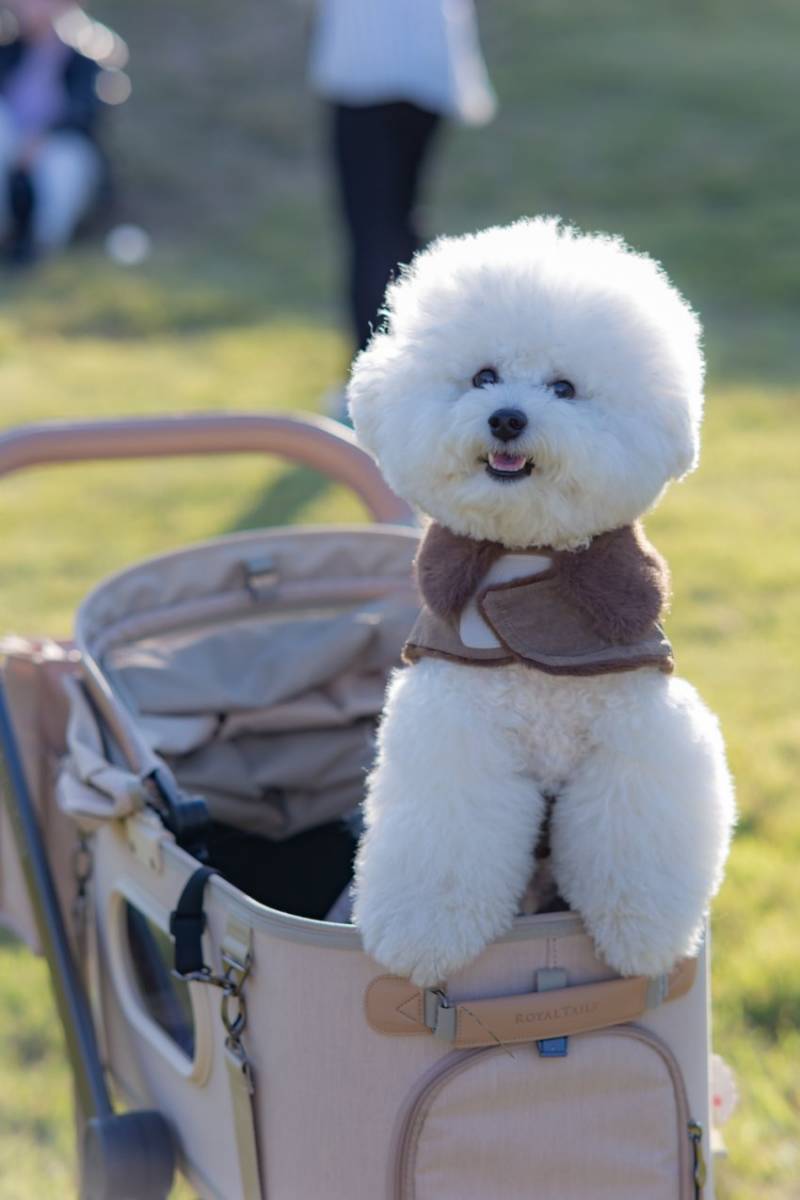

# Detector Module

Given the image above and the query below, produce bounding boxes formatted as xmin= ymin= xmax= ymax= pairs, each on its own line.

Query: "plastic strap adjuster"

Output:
xmin=423 ymin=989 xmax=458 ymax=1041
xmin=169 ymin=865 xmax=218 ymax=977
xmin=645 ymin=972 xmax=670 ymax=1009
xmin=536 ymin=967 xmax=569 ymax=1057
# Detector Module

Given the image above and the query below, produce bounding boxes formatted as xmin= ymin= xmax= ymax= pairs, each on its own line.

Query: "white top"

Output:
xmin=459 ymin=553 xmax=553 ymax=649
xmin=308 ymin=0 xmax=496 ymax=126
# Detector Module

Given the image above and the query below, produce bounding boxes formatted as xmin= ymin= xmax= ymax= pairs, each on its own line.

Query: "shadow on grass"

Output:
xmin=226 ymin=465 xmax=333 ymax=532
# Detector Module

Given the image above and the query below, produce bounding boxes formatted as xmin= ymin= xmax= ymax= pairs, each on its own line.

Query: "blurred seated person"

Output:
xmin=0 ymin=0 xmax=106 ymax=262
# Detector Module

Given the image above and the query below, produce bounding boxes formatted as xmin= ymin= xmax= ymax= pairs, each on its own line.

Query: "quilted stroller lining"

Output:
xmin=62 ymin=526 xmax=421 ymax=919
xmin=104 ymin=599 xmax=412 ymax=841
xmin=108 ymin=601 xmax=413 ymax=916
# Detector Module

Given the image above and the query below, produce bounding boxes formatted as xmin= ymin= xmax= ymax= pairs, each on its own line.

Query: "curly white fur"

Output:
xmin=348 ymin=217 xmax=735 ymax=986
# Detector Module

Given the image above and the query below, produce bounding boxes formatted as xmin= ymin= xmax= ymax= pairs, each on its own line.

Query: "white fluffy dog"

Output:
xmin=348 ymin=217 xmax=734 ymax=987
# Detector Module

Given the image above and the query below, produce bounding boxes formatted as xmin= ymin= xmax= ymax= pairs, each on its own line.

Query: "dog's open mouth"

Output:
xmin=482 ymin=451 xmax=534 ymax=481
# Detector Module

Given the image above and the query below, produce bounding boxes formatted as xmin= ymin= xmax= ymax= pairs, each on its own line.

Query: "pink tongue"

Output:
xmin=490 ymin=452 xmax=526 ymax=472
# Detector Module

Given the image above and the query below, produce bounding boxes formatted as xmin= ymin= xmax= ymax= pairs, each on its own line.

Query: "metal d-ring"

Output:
xmin=221 ymin=988 xmax=247 ymax=1039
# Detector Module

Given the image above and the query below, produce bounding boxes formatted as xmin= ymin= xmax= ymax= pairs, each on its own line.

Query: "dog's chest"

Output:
xmin=459 ymin=552 xmax=552 ymax=649
xmin=487 ymin=662 xmax=596 ymax=785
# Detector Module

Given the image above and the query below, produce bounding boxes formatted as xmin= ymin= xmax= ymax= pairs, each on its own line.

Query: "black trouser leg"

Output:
xmin=331 ymin=101 xmax=440 ymax=351
xmin=6 ymin=167 xmax=36 ymax=264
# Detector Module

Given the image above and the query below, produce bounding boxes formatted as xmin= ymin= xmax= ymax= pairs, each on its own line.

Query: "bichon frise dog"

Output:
xmin=348 ymin=217 xmax=735 ymax=987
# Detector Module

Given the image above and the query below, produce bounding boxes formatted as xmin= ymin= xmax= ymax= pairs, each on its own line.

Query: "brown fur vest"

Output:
xmin=403 ymin=522 xmax=673 ymax=677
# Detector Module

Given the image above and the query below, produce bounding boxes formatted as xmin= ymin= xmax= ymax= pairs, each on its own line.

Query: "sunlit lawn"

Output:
xmin=2 ymin=0 xmax=800 ymax=1195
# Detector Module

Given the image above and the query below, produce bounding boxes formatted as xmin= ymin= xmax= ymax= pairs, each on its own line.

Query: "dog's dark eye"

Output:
xmin=549 ymin=378 xmax=576 ymax=400
xmin=472 ymin=366 xmax=500 ymax=388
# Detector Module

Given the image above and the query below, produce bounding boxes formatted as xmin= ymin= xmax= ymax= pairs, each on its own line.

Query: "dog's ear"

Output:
xmin=346 ymin=331 xmax=398 ymax=461
xmin=667 ymin=361 xmax=704 ymax=483
xmin=659 ymin=379 xmax=702 ymax=482
xmin=672 ymin=416 xmax=701 ymax=481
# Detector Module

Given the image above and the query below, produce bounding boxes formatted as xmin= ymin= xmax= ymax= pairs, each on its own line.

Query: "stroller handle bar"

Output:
xmin=0 ymin=412 xmax=413 ymax=525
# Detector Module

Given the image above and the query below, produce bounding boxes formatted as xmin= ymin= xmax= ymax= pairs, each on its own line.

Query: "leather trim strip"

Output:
xmin=365 ymin=956 xmax=698 ymax=1047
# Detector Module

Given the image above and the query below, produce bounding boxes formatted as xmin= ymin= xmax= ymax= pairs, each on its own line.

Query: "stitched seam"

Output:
xmin=474 ymin=597 xmax=673 ymax=675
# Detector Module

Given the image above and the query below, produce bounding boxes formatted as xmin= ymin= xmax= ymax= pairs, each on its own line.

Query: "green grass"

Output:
xmin=1 ymin=0 xmax=799 ymax=1195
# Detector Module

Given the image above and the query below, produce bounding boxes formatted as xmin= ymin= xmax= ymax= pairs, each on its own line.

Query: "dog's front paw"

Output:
xmin=587 ymin=908 xmax=700 ymax=979
xmin=359 ymin=902 xmax=493 ymax=987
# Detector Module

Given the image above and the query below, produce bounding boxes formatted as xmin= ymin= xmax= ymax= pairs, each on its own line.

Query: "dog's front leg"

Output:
xmin=550 ymin=675 xmax=735 ymax=978
xmin=354 ymin=660 xmax=545 ymax=987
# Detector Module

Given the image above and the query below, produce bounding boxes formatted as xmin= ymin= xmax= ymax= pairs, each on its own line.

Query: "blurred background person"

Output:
xmin=309 ymin=0 xmax=496 ymax=355
xmin=0 ymin=0 xmax=104 ymax=263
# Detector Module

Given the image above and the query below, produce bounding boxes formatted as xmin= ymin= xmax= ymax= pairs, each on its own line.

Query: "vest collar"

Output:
xmin=414 ymin=520 xmax=671 ymax=647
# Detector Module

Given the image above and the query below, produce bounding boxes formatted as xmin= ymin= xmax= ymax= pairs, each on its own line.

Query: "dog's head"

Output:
xmin=348 ymin=218 xmax=703 ymax=549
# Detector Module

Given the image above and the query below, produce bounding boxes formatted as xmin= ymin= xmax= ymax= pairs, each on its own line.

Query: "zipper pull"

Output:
xmin=688 ymin=1120 xmax=706 ymax=1197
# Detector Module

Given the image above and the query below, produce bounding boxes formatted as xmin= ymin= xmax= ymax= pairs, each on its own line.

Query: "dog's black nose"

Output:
xmin=488 ymin=408 xmax=528 ymax=442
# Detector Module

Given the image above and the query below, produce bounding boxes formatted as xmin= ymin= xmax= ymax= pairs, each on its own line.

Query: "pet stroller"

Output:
xmin=0 ymin=413 xmax=719 ymax=1200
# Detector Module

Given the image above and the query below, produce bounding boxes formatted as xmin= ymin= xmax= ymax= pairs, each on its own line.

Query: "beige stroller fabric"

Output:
xmin=0 ymin=638 xmax=83 ymax=952
xmin=62 ymin=526 xmax=420 ymax=838
xmin=58 ymin=672 xmax=148 ymax=829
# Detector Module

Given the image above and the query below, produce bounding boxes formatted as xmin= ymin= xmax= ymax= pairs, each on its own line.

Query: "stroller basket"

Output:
xmin=0 ymin=414 xmax=717 ymax=1200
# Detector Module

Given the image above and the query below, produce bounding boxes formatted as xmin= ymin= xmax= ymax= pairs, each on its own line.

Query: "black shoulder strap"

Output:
xmin=169 ymin=866 xmax=218 ymax=977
